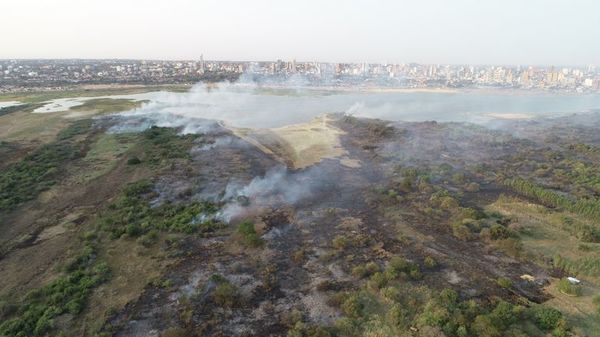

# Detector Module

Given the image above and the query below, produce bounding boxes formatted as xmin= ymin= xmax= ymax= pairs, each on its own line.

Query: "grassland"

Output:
xmin=487 ymin=196 xmax=600 ymax=336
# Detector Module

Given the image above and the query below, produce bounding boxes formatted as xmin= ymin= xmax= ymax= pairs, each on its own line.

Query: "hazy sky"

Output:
xmin=2 ymin=0 xmax=599 ymax=65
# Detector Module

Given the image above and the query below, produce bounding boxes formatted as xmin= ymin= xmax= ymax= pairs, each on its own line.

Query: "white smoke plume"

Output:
xmin=217 ymin=165 xmax=321 ymax=222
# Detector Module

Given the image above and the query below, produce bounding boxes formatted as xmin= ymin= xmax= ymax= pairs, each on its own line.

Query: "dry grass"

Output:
xmin=233 ymin=115 xmax=353 ymax=169
xmin=78 ymin=236 xmax=174 ymax=335
xmin=487 ymin=196 xmax=600 ymax=336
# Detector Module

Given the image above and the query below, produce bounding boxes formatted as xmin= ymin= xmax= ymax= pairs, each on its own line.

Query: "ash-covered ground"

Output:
xmin=102 ymin=113 xmax=565 ymax=337
xmin=2 ymin=97 xmax=600 ymax=337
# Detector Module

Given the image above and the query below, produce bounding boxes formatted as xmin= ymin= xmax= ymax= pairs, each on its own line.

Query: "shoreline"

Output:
xmin=2 ymin=82 xmax=600 ymax=100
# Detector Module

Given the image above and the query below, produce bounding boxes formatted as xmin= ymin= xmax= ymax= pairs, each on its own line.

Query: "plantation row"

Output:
xmin=504 ymin=178 xmax=600 ymax=222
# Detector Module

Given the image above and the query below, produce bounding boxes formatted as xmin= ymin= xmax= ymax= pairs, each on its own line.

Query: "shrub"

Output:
xmin=127 ymin=156 xmax=142 ymax=165
xmin=385 ymin=256 xmax=421 ymax=280
xmin=332 ymin=235 xmax=349 ymax=250
xmin=471 ymin=315 xmax=501 ymax=337
xmin=352 ymin=262 xmax=380 ymax=279
xmin=237 ymin=220 xmax=263 ymax=248
xmin=161 ymin=327 xmax=189 ymax=337
xmin=100 ymin=179 xmax=221 ymax=239
xmin=465 ymin=182 xmax=480 ymax=192
xmin=213 ymin=282 xmax=238 ymax=307
xmin=316 ymin=280 xmax=340 ymax=292
xmin=341 ymin=294 xmax=363 ymax=318
xmin=593 ymin=294 xmax=600 ymax=315
xmin=494 ymin=238 xmax=523 ymax=258
xmin=351 ymin=265 xmax=368 ymax=279
xmin=424 ymin=256 xmax=438 ymax=269
xmin=497 ymin=277 xmax=512 ymax=289
xmin=365 ymin=262 xmax=380 ymax=274
xmin=489 ymin=224 xmax=516 ymax=240
xmin=367 ymin=272 xmax=388 ymax=290
xmin=0 ymin=138 xmax=81 ymax=211
xmin=556 ymin=278 xmax=582 ymax=296
xmin=530 ymin=306 xmax=563 ymax=330
xmin=452 ymin=223 xmax=472 ymax=241
xmin=489 ymin=301 xmax=519 ymax=329
xmin=0 ymin=244 xmax=109 ymax=337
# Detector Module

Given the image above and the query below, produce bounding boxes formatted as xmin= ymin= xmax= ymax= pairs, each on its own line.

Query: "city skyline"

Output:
xmin=0 ymin=57 xmax=598 ymax=69
xmin=2 ymin=0 xmax=600 ymax=65
xmin=2 ymin=59 xmax=599 ymax=94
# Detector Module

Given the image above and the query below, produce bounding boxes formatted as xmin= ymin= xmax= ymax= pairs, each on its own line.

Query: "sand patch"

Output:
xmin=232 ymin=114 xmax=355 ymax=169
xmin=485 ymin=113 xmax=533 ymax=120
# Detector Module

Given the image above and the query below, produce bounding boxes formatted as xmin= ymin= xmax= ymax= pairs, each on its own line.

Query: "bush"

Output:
xmin=424 ymin=256 xmax=438 ymax=269
xmin=127 ymin=156 xmax=142 ymax=165
xmin=367 ymin=272 xmax=388 ymax=290
xmin=341 ymin=294 xmax=363 ymax=318
xmin=0 ymin=137 xmax=82 ymax=211
xmin=100 ymin=180 xmax=221 ymax=238
xmin=237 ymin=220 xmax=263 ymax=248
xmin=556 ymin=278 xmax=582 ymax=296
xmin=141 ymin=126 xmax=200 ymax=165
xmin=530 ymin=306 xmax=563 ymax=330
xmin=489 ymin=224 xmax=516 ymax=240
xmin=213 ymin=281 xmax=238 ymax=308
xmin=452 ymin=223 xmax=472 ymax=241
xmin=494 ymin=238 xmax=523 ymax=258
xmin=0 ymin=244 xmax=110 ymax=337
xmin=352 ymin=262 xmax=380 ymax=279
xmin=316 ymin=280 xmax=340 ymax=292
xmin=471 ymin=315 xmax=501 ymax=337
xmin=465 ymin=182 xmax=480 ymax=192
xmin=161 ymin=327 xmax=189 ymax=337
xmin=497 ymin=277 xmax=512 ymax=289
xmin=489 ymin=301 xmax=519 ymax=329
xmin=593 ymin=294 xmax=600 ymax=315
xmin=332 ymin=235 xmax=350 ymax=250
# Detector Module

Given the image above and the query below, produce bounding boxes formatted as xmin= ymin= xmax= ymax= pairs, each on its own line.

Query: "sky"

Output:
xmin=2 ymin=0 xmax=599 ymax=65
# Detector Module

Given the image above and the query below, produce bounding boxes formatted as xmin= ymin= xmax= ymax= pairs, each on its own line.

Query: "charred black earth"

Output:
xmin=1 ymin=105 xmax=600 ymax=337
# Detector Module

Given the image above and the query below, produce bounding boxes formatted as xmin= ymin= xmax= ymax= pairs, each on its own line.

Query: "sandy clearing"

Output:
xmin=485 ymin=112 xmax=533 ymax=120
xmin=231 ymin=114 xmax=355 ymax=169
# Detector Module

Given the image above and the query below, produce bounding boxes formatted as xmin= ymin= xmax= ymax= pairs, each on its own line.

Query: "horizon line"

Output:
xmin=0 ymin=58 xmax=597 ymax=69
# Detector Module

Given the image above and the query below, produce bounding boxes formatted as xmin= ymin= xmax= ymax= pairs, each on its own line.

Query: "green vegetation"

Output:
xmin=0 ymin=242 xmax=109 ymax=337
xmin=0 ymin=103 xmax=42 ymax=117
xmin=556 ymin=278 xmax=582 ymax=296
xmin=140 ymin=126 xmax=200 ymax=166
xmin=424 ymin=256 xmax=438 ymax=269
xmin=236 ymin=220 xmax=263 ymax=248
xmin=530 ymin=306 xmax=565 ymax=331
xmin=385 ymin=256 xmax=422 ymax=281
xmin=0 ymin=119 xmax=92 ymax=211
xmin=504 ymin=178 xmax=600 ymax=221
xmin=99 ymin=180 xmax=221 ymax=238
xmin=68 ymin=98 xmax=144 ymax=115
xmin=352 ymin=262 xmax=380 ymax=279
xmin=560 ymin=216 xmax=600 ymax=243
xmin=553 ymin=254 xmax=600 ymax=277
xmin=56 ymin=119 xmax=93 ymax=140
xmin=496 ymin=277 xmax=513 ymax=289
xmin=594 ymin=294 xmax=600 ymax=316
xmin=210 ymin=275 xmax=239 ymax=308
xmin=0 ymin=85 xmax=190 ymax=104
xmin=321 ymin=279 xmax=568 ymax=337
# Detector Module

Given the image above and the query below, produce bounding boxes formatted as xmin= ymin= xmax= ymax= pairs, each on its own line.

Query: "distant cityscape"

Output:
xmin=1 ymin=57 xmax=599 ymax=93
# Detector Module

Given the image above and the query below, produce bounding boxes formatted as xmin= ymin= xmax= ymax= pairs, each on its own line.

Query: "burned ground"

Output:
xmin=1 ymin=108 xmax=600 ymax=337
